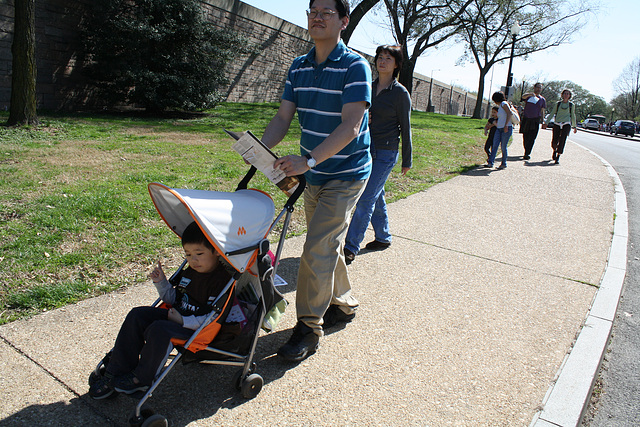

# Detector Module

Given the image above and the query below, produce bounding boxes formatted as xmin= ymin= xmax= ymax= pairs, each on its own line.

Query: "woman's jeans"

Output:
xmin=488 ymin=125 xmax=513 ymax=166
xmin=345 ymin=146 xmax=399 ymax=255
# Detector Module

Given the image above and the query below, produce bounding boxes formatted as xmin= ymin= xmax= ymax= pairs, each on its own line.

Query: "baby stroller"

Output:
xmin=89 ymin=167 xmax=305 ymax=427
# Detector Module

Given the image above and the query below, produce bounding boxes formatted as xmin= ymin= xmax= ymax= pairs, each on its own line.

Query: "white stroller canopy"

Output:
xmin=148 ymin=183 xmax=275 ymax=272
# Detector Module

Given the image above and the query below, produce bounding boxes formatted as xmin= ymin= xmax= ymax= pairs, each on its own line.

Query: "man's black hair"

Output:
xmin=309 ymin=0 xmax=350 ymax=18
xmin=182 ymin=221 xmax=214 ymax=251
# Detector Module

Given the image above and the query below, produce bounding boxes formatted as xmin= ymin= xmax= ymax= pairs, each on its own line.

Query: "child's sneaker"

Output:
xmin=89 ymin=374 xmax=116 ymax=400
xmin=113 ymin=373 xmax=149 ymax=394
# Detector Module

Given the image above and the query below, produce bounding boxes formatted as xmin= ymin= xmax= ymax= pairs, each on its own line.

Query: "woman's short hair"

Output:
xmin=492 ymin=91 xmax=505 ymax=103
xmin=374 ymin=45 xmax=403 ymax=78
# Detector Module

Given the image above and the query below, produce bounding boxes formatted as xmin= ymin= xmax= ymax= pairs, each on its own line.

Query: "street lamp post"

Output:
xmin=611 ymin=107 xmax=615 ymax=123
xmin=427 ymin=69 xmax=439 ymax=113
xmin=486 ymin=66 xmax=495 ymax=118
xmin=505 ymin=22 xmax=521 ymax=99
xmin=448 ymin=81 xmax=456 ymax=115
xmin=463 ymin=92 xmax=468 ymax=116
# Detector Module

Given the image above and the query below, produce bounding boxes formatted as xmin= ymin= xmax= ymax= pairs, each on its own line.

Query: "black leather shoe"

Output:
xmin=364 ymin=240 xmax=391 ymax=251
xmin=277 ymin=322 xmax=319 ymax=362
xmin=344 ymin=248 xmax=355 ymax=265
xmin=323 ymin=305 xmax=356 ymax=329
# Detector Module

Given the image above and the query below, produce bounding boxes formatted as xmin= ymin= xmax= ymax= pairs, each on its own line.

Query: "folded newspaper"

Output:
xmin=225 ymin=129 xmax=300 ymax=196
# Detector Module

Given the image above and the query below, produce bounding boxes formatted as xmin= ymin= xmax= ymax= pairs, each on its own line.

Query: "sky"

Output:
xmin=241 ymin=0 xmax=640 ymax=102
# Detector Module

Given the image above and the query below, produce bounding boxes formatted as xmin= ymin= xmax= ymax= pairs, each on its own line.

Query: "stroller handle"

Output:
xmin=236 ymin=166 xmax=306 ymax=211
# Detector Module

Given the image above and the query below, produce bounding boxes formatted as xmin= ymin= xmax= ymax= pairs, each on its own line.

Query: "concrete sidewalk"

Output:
xmin=0 ymin=130 xmax=626 ymax=426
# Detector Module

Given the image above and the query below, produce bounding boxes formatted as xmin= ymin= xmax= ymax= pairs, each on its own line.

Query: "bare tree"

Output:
xmin=458 ymin=0 xmax=593 ymax=118
xmin=343 ymin=0 xmax=381 ymax=44
xmin=382 ymin=0 xmax=474 ymax=94
xmin=8 ymin=0 xmax=38 ymax=126
xmin=611 ymin=56 xmax=640 ymax=120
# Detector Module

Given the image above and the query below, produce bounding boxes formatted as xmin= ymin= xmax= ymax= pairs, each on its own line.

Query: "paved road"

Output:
xmin=567 ymin=130 xmax=640 ymax=426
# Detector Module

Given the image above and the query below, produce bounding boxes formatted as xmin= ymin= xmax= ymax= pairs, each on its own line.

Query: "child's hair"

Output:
xmin=309 ymin=0 xmax=349 ymax=17
xmin=182 ymin=221 xmax=214 ymax=251
xmin=491 ymin=106 xmax=499 ymax=112
xmin=375 ymin=45 xmax=403 ymax=78
xmin=492 ymin=91 xmax=505 ymax=103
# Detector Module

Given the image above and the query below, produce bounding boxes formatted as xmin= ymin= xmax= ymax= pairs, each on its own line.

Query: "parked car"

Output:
xmin=583 ymin=118 xmax=600 ymax=130
xmin=610 ymin=120 xmax=635 ymax=137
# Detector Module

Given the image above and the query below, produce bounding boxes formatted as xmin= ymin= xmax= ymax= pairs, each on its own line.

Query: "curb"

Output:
xmin=530 ymin=144 xmax=629 ymax=427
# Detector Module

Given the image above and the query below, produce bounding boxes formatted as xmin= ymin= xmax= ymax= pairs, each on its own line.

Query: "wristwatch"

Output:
xmin=304 ymin=153 xmax=316 ymax=169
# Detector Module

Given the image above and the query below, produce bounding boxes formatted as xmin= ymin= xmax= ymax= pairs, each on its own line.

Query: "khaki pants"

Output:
xmin=297 ymin=178 xmax=366 ymax=336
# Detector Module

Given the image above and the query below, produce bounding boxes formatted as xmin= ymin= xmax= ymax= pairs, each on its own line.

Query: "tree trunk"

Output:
xmin=342 ymin=0 xmax=380 ymax=45
xmin=472 ymin=68 xmax=489 ymax=119
xmin=398 ymin=59 xmax=417 ymax=95
xmin=8 ymin=0 xmax=38 ymax=126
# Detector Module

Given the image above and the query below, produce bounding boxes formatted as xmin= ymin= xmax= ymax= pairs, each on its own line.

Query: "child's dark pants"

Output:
xmin=106 ymin=306 xmax=193 ymax=385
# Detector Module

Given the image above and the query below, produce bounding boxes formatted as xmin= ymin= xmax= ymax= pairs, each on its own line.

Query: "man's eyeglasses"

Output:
xmin=306 ymin=9 xmax=337 ymax=20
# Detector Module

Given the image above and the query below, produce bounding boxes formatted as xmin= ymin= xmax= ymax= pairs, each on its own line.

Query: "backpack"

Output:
xmin=554 ymin=101 xmax=573 ymax=118
xmin=509 ymin=104 xmax=520 ymax=125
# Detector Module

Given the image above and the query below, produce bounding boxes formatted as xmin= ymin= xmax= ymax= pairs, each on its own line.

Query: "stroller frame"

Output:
xmin=92 ymin=167 xmax=305 ymax=427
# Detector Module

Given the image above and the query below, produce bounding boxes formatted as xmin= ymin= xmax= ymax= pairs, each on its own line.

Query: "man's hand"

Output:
xmin=274 ymin=154 xmax=309 ymax=177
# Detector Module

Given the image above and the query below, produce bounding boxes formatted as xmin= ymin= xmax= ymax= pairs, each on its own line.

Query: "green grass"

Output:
xmin=0 ymin=103 xmax=486 ymax=324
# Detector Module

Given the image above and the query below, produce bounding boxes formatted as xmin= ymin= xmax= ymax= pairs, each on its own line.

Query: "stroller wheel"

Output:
xmin=241 ymin=373 xmax=263 ymax=399
xmin=232 ymin=369 xmax=243 ymax=391
xmin=141 ymin=414 xmax=168 ymax=427
xmin=231 ymin=362 xmax=258 ymax=391
xmin=129 ymin=408 xmax=163 ymax=427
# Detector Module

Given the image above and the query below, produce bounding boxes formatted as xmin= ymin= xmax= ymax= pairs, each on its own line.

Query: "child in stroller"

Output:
xmin=89 ymin=221 xmax=233 ymax=400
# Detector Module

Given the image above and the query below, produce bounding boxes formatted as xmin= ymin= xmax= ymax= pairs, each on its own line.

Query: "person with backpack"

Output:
xmin=543 ymin=89 xmax=577 ymax=164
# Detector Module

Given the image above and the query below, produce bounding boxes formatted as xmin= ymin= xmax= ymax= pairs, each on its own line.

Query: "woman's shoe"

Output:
xmin=364 ymin=240 xmax=391 ymax=251
xmin=344 ymin=248 xmax=355 ymax=265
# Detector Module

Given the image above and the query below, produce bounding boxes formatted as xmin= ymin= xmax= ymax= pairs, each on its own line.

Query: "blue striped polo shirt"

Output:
xmin=283 ymin=41 xmax=372 ymax=185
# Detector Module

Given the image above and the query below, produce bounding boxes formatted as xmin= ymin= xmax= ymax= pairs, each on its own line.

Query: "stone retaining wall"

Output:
xmin=0 ymin=0 xmax=484 ymax=116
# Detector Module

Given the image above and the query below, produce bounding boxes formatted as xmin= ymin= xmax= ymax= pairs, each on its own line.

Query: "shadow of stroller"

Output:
xmin=0 ymin=400 xmax=117 ymax=427
xmin=70 ymin=328 xmax=301 ymax=426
